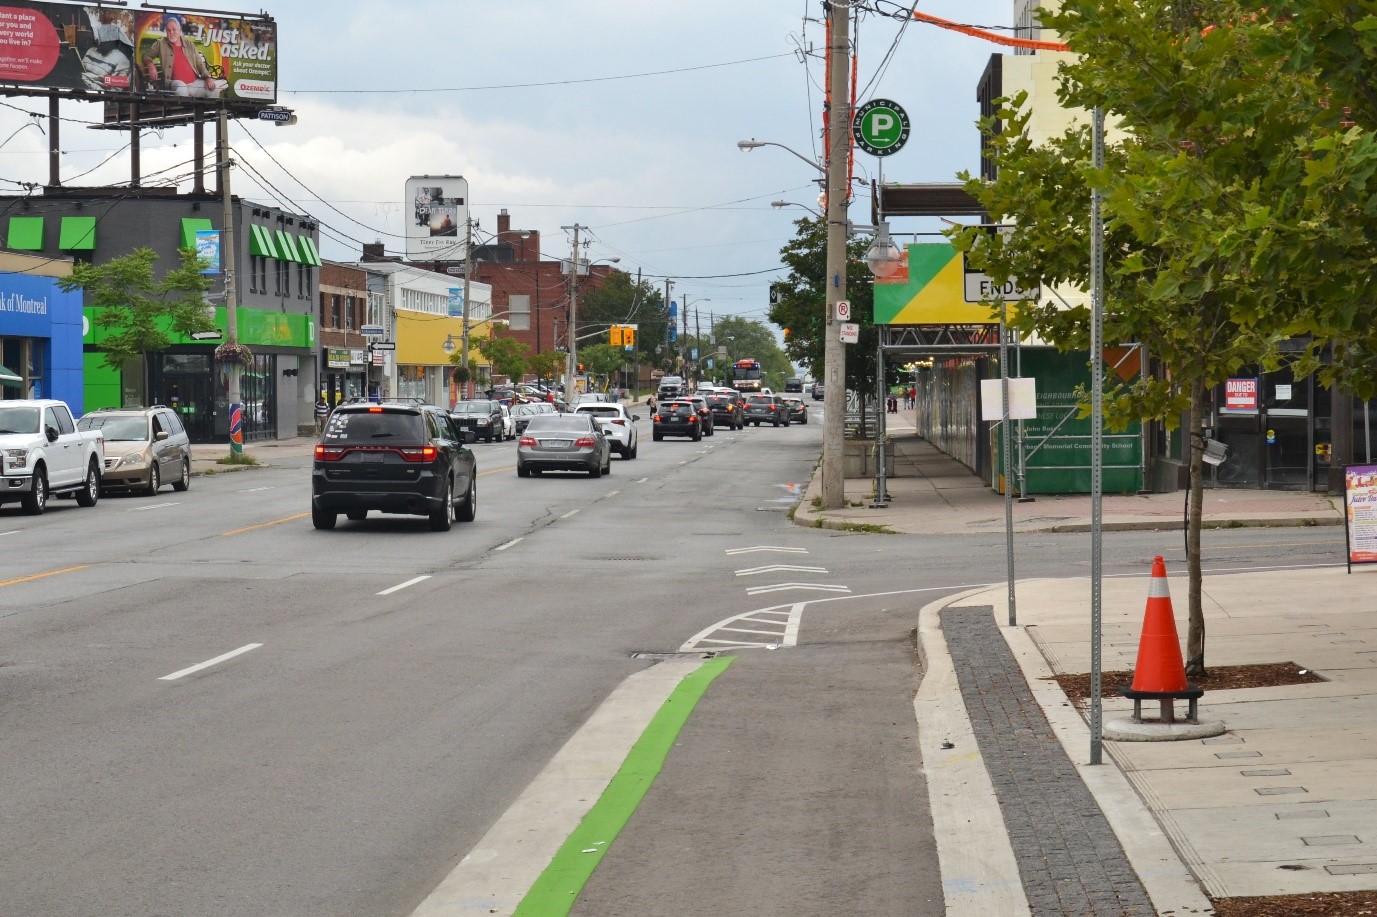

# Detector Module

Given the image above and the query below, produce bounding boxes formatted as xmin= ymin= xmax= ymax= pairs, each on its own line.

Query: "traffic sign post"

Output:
xmin=839 ymin=322 xmax=859 ymax=344
xmin=834 ymin=299 xmax=851 ymax=322
xmin=961 ymin=252 xmax=1041 ymax=303
xmin=853 ymin=99 xmax=910 ymax=157
xmin=369 ymin=341 xmax=396 ymax=352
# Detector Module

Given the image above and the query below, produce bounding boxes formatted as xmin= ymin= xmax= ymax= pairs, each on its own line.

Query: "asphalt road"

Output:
xmin=0 ymin=418 xmax=1343 ymax=915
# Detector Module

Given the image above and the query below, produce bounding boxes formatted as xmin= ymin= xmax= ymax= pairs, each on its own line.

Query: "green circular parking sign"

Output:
xmin=853 ymin=98 xmax=910 ymax=157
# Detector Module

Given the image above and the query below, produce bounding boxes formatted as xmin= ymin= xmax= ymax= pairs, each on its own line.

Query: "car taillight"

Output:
xmin=653 ymin=415 xmax=662 ymax=422
xmin=612 ymin=419 xmax=626 ymax=426
xmin=519 ymin=436 xmax=536 ymax=446
xmin=315 ymin=444 xmax=346 ymax=461
xmin=574 ymin=436 xmax=597 ymax=447
xmin=689 ymin=415 xmax=699 ymax=423
xmin=396 ymin=446 xmax=437 ymax=463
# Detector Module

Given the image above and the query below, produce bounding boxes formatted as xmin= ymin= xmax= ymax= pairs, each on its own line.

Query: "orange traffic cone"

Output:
xmin=1129 ymin=556 xmax=1189 ymax=694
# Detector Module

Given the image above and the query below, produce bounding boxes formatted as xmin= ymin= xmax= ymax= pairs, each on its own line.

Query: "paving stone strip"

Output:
xmin=943 ymin=606 xmax=1156 ymax=917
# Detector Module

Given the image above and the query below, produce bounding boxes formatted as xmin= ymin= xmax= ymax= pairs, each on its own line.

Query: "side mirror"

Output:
xmin=462 ymin=429 xmax=478 ymax=444
xmin=631 ymin=414 xmax=641 ymax=422
xmin=46 ymin=425 xmax=59 ymax=443
xmin=155 ymin=430 xmax=169 ymax=441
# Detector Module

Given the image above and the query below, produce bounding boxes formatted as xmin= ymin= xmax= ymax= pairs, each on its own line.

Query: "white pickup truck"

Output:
xmin=0 ymin=399 xmax=105 ymax=514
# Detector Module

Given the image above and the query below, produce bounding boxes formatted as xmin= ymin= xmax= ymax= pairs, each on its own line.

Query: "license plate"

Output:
xmin=543 ymin=439 xmax=571 ymax=448
xmin=358 ymin=452 xmax=386 ymax=462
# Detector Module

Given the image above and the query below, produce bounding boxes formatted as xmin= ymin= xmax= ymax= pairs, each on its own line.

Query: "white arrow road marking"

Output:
xmin=680 ymin=603 xmax=804 ymax=652
xmin=160 ymin=643 xmax=262 ymax=681
xmin=735 ymin=564 xmax=828 ymax=576
xmin=725 ymin=546 xmax=809 ymax=555
xmin=745 ymin=582 xmax=851 ymax=596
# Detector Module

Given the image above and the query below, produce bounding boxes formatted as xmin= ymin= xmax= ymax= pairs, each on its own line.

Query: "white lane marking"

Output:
xmin=129 ymin=502 xmax=179 ymax=512
xmin=560 ymin=510 xmax=579 ymax=519
xmin=160 ymin=643 xmax=262 ymax=681
xmin=410 ymin=658 xmax=707 ymax=915
xmin=605 ymin=491 xmax=619 ymax=497
xmin=238 ymin=486 xmax=274 ymax=493
xmin=378 ymin=575 xmax=431 ymax=596
xmin=635 ymin=477 xmax=648 ymax=484
xmin=725 ymin=545 xmax=809 ymax=555
xmin=716 ymin=626 xmax=784 ymax=637
xmin=696 ymin=638 xmax=774 ymax=648
xmin=735 ymin=564 xmax=828 ymax=576
xmin=745 ymin=582 xmax=851 ymax=596
xmin=0 ymin=530 xmax=19 ymax=537
xmin=496 ymin=537 xmax=524 ymax=551
xmin=678 ymin=461 xmax=687 ymax=465
xmin=783 ymin=602 xmax=805 ymax=645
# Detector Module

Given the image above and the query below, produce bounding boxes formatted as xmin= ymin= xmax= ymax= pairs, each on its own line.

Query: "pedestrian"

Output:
xmin=907 ymin=386 xmax=916 ymax=409
xmin=314 ymin=396 xmax=330 ymax=434
xmin=887 ymin=393 xmax=898 ymax=414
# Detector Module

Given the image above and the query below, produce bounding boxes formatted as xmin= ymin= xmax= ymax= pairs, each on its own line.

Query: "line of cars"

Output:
xmin=651 ymin=387 xmax=808 ymax=441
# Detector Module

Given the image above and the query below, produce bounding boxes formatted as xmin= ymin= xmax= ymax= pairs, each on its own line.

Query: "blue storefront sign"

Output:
xmin=0 ymin=272 xmax=87 ymax=412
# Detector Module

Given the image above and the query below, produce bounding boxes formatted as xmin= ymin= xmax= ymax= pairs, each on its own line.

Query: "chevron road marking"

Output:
xmin=745 ymin=582 xmax=851 ymax=596
xmin=724 ymin=546 xmax=809 ymax=555
xmin=734 ymin=564 xmax=828 ymax=576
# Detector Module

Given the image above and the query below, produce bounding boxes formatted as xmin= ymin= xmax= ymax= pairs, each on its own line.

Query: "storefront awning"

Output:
xmin=274 ymin=229 xmax=302 ymax=263
xmin=59 ymin=216 xmax=96 ymax=251
xmin=297 ymin=236 xmax=322 ymax=266
xmin=7 ymin=216 xmax=44 ymax=251
xmin=0 ymin=364 xmax=22 ymax=386
xmin=180 ymin=217 xmax=214 ymax=251
xmin=248 ymin=224 xmax=279 ymax=258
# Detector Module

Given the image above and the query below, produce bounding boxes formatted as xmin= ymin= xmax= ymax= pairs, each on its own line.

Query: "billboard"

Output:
xmin=873 ymin=243 xmax=1005 ymax=325
xmin=0 ymin=3 xmax=275 ymax=103
xmin=406 ymin=176 xmax=469 ymax=262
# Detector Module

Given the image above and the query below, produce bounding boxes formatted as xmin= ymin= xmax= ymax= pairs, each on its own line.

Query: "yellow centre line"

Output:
xmin=479 ymin=465 xmax=514 ymax=477
xmin=222 ymin=512 xmax=311 ymax=536
xmin=0 ymin=565 xmax=88 ymax=588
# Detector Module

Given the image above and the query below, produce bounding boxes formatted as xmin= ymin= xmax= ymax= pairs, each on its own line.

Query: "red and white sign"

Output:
xmin=1224 ymin=378 xmax=1259 ymax=411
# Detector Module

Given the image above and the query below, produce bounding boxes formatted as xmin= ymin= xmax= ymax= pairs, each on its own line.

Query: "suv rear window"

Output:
xmin=323 ymin=409 xmax=426 ymax=443
xmin=662 ymin=402 xmax=696 ymax=416
xmin=745 ymin=395 xmax=773 ymax=404
xmin=577 ymin=406 xmax=620 ymax=419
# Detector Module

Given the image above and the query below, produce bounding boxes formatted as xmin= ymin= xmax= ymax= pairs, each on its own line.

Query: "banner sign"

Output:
xmin=194 ymin=229 xmax=221 ymax=275
xmin=873 ymin=243 xmax=1006 ymax=325
xmin=1224 ymin=377 xmax=1259 ymax=412
xmin=1344 ymin=464 xmax=1377 ymax=571
xmin=405 ymin=176 xmax=469 ymax=262
xmin=0 ymin=3 xmax=276 ymax=102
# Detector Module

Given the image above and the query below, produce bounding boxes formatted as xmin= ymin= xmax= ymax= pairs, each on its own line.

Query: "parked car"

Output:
xmin=811 ymin=382 xmax=825 ymax=401
xmin=652 ymin=399 xmax=702 ymax=441
xmin=0 ymin=399 xmax=104 ymax=514
xmin=450 ymin=399 xmax=508 ymax=443
xmin=705 ymin=390 xmax=744 ymax=430
xmin=511 ymin=401 xmax=556 ymax=435
xmin=574 ymin=402 xmax=639 ymax=459
xmin=678 ymin=394 xmax=715 ymax=436
xmin=782 ymin=395 xmax=809 ymax=424
xmin=743 ymin=393 xmax=790 ymax=427
xmin=311 ymin=402 xmax=477 ymax=531
xmin=77 ymin=405 xmax=192 ymax=495
xmin=517 ymin=413 xmax=611 ymax=478
xmin=498 ymin=403 xmax=516 ymax=440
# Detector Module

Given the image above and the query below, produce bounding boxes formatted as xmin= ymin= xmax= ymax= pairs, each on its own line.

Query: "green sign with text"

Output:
xmin=853 ymin=99 xmax=910 ymax=157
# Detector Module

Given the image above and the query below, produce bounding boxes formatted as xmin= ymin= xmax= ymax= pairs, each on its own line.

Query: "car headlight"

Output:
xmin=120 ymin=452 xmax=148 ymax=467
xmin=4 ymin=449 xmax=27 ymax=470
xmin=476 ymin=419 xmax=490 ymax=426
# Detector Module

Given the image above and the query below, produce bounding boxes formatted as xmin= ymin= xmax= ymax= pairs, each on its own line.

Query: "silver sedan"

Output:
xmin=516 ymin=413 xmax=611 ymax=478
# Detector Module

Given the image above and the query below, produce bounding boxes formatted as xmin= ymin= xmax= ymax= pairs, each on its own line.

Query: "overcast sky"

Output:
xmin=1 ymin=0 xmax=1012 ymax=327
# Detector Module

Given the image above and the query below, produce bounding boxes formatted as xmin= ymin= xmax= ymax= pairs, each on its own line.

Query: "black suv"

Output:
xmin=450 ymin=399 xmax=507 ymax=443
xmin=705 ymin=391 xmax=743 ymax=430
xmin=653 ymin=400 xmax=703 ymax=441
xmin=311 ymin=403 xmax=477 ymax=531
xmin=744 ymin=393 xmax=791 ymax=427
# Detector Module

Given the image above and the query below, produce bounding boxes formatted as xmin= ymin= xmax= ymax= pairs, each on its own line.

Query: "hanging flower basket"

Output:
xmin=214 ymin=341 xmax=254 ymax=366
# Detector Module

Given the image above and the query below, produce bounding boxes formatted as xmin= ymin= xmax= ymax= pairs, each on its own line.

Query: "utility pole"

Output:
xmin=217 ymin=106 xmax=242 ymax=455
xmin=461 ymin=216 xmax=473 ymax=399
xmin=820 ymin=0 xmax=851 ymax=508
xmin=694 ymin=304 xmax=702 ymax=381
xmin=562 ymin=224 xmax=585 ymax=399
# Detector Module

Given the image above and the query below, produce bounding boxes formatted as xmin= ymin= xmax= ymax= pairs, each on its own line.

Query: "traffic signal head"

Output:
xmin=623 ymin=327 xmax=635 ymax=348
xmin=610 ymin=325 xmax=623 ymax=346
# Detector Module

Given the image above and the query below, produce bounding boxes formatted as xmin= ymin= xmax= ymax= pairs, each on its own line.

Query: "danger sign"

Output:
xmin=1224 ymin=378 xmax=1259 ymax=411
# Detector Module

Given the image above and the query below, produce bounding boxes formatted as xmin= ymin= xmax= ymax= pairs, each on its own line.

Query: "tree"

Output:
xmin=768 ymin=215 xmax=896 ymax=409
xmin=578 ymin=343 xmax=625 ymax=382
xmin=475 ymin=334 xmax=529 ymax=384
xmin=575 ymin=270 xmax=671 ymax=372
xmin=527 ymin=350 xmax=565 ymax=386
xmin=958 ymin=0 xmax=1377 ymax=674
xmin=57 ymin=247 xmax=215 ymax=405
xmin=708 ymin=315 xmax=794 ymax=388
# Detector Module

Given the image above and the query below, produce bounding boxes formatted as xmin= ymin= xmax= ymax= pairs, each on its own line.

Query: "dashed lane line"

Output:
xmin=159 ymin=643 xmax=262 ymax=681
xmin=378 ymin=575 xmax=431 ymax=596
xmin=0 ymin=564 xmax=88 ymax=589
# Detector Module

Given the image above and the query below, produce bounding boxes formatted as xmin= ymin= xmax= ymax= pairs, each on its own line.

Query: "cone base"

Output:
xmin=1104 ymin=717 xmax=1226 ymax=742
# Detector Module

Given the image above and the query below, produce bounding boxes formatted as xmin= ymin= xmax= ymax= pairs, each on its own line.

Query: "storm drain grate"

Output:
xmin=629 ymin=651 xmax=717 ymax=662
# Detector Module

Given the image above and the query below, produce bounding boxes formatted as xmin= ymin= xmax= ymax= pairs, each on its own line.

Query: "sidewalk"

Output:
xmin=797 ymin=410 xmax=1377 ymax=914
xmin=190 ymin=436 xmax=317 ymax=478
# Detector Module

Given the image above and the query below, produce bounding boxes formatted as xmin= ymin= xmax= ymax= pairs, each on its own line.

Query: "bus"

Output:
xmin=727 ymin=358 xmax=763 ymax=393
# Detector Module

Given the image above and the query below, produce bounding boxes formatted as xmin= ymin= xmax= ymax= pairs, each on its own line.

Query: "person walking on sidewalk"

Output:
xmin=314 ymin=396 xmax=330 ymax=435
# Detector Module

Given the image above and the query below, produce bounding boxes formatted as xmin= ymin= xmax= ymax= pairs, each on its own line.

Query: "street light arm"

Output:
xmin=738 ymin=138 xmax=825 ymax=175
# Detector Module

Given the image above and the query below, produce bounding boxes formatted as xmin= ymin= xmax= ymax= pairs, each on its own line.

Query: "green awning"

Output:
xmin=180 ymin=217 xmax=214 ymax=251
xmin=0 ymin=364 xmax=22 ymax=386
xmin=248 ymin=224 xmax=279 ymax=258
xmin=297 ymin=235 xmax=322 ymax=266
xmin=7 ymin=216 xmax=44 ymax=251
xmin=59 ymin=216 xmax=96 ymax=251
xmin=274 ymin=229 xmax=301 ymax=263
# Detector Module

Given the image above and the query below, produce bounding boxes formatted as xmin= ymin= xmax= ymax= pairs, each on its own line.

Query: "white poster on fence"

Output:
xmin=980 ymin=377 xmax=1037 ymax=421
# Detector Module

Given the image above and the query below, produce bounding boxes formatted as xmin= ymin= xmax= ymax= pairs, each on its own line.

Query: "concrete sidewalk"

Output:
xmin=796 ymin=411 xmax=1377 ymax=913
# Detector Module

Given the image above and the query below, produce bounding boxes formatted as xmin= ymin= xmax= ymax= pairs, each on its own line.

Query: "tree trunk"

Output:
xmin=1185 ymin=376 xmax=1207 ymax=676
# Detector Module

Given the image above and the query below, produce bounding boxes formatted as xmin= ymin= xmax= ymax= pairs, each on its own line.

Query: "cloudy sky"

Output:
xmin=1 ymin=0 xmax=1012 ymax=327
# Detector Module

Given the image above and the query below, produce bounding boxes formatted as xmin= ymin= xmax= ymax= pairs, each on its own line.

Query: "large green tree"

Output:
xmin=57 ymin=247 xmax=216 ymax=405
xmin=474 ymin=333 xmax=529 ymax=383
xmin=576 ymin=270 xmax=673 ymax=373
xmin=702 ymin=315 xmax=793 ymax=389
xmin=960 ymin=0 xmax=1377 ymax=673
